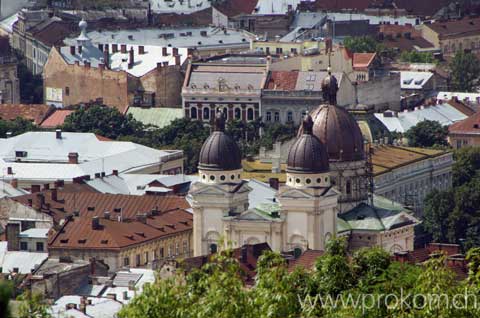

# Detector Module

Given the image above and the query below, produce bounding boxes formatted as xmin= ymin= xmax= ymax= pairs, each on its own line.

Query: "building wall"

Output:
xmin=357 ymin=73 xmax=401 ymax=111
xmin=50 ymin=230 xmax=192 ymax=272
xmin=183 ymin=98 xmax=261 ymax=123
xmin=0 ymin=60 xmax=20 ymax=104
xmin=212 ymin=7 xmax=228 ymax=27
xmin=19 ymin=236 xmax=47 ymax=252
xmin=348 ymin=225 xmax=415 ymax=253
xmin=448 ymin=133 xmax=480 ymax=149
xmin=0 ymin=198 xmax=53 ymax=232
xmin=43 ymin=48 xmax=129 ymax=110
xmin=261 ymin=97 xmax=321 ymax=125
xmin=250 ymin=40 xmax=324 ymax=56
xmin=374 ymin=152 xmax=453 ymax=214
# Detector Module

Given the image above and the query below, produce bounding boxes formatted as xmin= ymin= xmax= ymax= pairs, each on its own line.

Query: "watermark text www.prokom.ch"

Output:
xmin=298 ymin=289 xmax=480 ymax=314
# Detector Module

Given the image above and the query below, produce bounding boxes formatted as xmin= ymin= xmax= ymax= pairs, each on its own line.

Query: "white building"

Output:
xmin=0 ymin=131 xmax=184 ymax=189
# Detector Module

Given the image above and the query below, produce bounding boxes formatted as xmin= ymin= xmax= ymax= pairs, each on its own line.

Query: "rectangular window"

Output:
xmin=291 ymin=48 xmax=297 ymax=54
xmin=183 ymin=241 xmax=188 ymax=255
xmin=65 ymin=87 xmax=70 ymax=96
xmin=124 ymin=257 xmax=129 ymax=266
xmin=145 ymin=252 xmax=149 ymax=264
xmin=36 ymin=242 xmax=44 ymax=252
xmin=168 ymin=245 xmax=172 ymax=257
xmin=20 ymin=242 xmax=28 ymax=251
xmin=274 ymin=112 xmax=280 ymax=122
xmin=175 ymin=243 xmax=179 ymax=256
xmin=266 ymin=112 xmax=271 ymax=121
xmin=136 ymin=254 xmax=141 ymax=266
xmin=160 ymin=247 xmax=164 ymax=258
xmin=276 ymin=47 xmax=283 ymax=54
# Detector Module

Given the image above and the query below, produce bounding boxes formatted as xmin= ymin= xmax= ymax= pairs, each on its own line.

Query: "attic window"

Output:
xmin=78 ymin=239 xmax=87 ymax=244
xmin=474 ymin=124 xmax=479 ymax=129
xmin=15 ymin=151 xmax=27 ymax=158
xmin=414 ymin=79 xmax=424 ymax=85
xmin=167 ymin=224 xmax=175 ymax=229
xmin=125 ymin=235 xmax=134 ymax=240
xmin=403 ymin=78 xmax=413 ymax=85
xmin=135 ymin=232 xmax=145 ymax=237
xmin=114 ymin=207 xmax=122 ymax=213
xmin=101 ymin=240 xmax=108 ymax=244
xmin=60 ymin=239 xmax=69 ymax=243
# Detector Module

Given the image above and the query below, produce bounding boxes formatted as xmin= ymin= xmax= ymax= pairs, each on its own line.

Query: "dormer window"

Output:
xmin=15 ymin=151 xmax=27 ymax=158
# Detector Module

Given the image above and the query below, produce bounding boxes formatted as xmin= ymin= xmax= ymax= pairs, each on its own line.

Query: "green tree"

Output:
xmin=452 ymin=146 xmax=480 ymax=187
xmin=450 ymin=51 xmax=480 ymax=92
xmin=352 ymin=247 xmax=391 ymax=280
xmin=63 ymin=105 xmax=145 ymax=139
xmin=399 ymin=50 xmax=436 ymax=64
xmin=0 ymin=281 xmax=12 ymax=318
xmin=343 ymin=36 xmax=379 ymax=53
xmin=423 ymin=189 xmax=455 ymax=243
xmin=404 ymin=120 xmax=448 ymax=148
xmin=17 ymin=291 xmax=51 ymax=318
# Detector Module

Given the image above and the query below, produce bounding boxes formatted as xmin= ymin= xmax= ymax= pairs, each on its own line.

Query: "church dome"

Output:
xmin=287 ymin=115 xmax=329 ymax=174
xmin=198 ymin=112 xmax=242 ymax=171
xmin=305 ymin=104 xmax=365 ymax=162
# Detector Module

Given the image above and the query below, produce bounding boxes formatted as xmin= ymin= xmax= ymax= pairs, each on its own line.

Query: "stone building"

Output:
xmin=448 ymin=112 xmax=480 ymax=149
xmin=43 ymin=20 xmax=187 ymax=111
xmin=189 ymin=79 xmax=419 ymax=256
xmin=0 ymin=36 xmax=20 ymax=104
xmin=12 ymin=191 xmax=193 ymax=272
xmin=182 ymin=57 xmax=267 ymax=122
xmin=422 ymin=17 xmax=480 ymax=57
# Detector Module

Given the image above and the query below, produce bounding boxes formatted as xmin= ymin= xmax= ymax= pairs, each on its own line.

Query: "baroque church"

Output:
xmin=189 ymin=73 xmax=419 ymax=257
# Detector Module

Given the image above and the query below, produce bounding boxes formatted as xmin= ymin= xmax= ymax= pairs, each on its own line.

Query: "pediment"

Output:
xmin=189 ymin=182 xmax=251 ymax=196
xmin=278 ymin=188 xmax=313 ymax=199
xmin=232 ymin=209 xmax=273 ymax=221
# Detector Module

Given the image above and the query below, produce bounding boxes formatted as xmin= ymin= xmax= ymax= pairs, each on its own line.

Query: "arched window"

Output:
xmin=234 ymin=108 xmax=241 ymax=120
xmin=190 ymin=107 xmax=197 ymax=119
xmin=210 ymin=243 xmax=218 ymax=254
xmin=247 ymin=108 xmax=254 ymax=121
xmin=222 ymin=107 xmax=228 ymax=119
xmin=203 ymin=107 xmax=210 ymax=120
xmin=346 ymin=180 xmax=352 ymax=195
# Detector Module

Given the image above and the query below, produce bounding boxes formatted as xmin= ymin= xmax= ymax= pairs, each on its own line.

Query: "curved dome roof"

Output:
xmin=303 ymin=104 xmax=365 ymax=162
xmin=287 ymin=115 xmax=329 ymax=174
xmin=198 ymin=113 xmax=242 ymax=171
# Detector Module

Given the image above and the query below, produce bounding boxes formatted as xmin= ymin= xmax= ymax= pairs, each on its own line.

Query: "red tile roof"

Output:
xmin=426 ymin=17 xmax=480 ymax=39
xmin=449 ymin=111 xmax=480 ymax=135
xmin=288 ymin=250 xmax=324 ymax=271
xmin=13 ymin=190 xmax=190 ymax=226
xmin=353 ymin=53 xmax=376 ymax=70
xmin=40 ymin=110 xmax=74 ymax=128
xmin=447 ymin=98 xmax=476 ymax=116
xmin=0 ymin=104 xmax=54 ymax=125
xmin=265 ymin=71 xmax=299 ymax=90
xmin=213 ymin=0 xmax=258 ymax=17
xmin=49 ymin=207 xmax=192 ymax=250
xmin=30 ymin=20 xmax=73 ymax=47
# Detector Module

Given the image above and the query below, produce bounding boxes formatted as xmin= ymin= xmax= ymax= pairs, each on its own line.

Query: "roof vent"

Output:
xmin=56 ymin=129 xmax=62 ymax=139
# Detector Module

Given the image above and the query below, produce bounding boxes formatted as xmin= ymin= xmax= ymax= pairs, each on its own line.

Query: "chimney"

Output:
xmin=70 ymin=46 xmax=75 ymax=55
xmin=68 ymin=152 xmax=79 ymax=164
xmin=56 ymin=129 xmax=62 ymax=139
xmin=34 ymin=193 xmax=45 ymax=209
xmin=128 ymin=47 xmax=134 ymax=69
xmin=136 ymin=213 xmax=147 ymax=224
xmin=172 ymin=47 xmax=179 ymax=56
xmin=112 ymin=44 xmax=118 ymax=53
xmin=5 ymin=223 xmax=20 ymax=251
xmin=325 ymin=37 xmax=333 ymax=54
xmin=79 ymin=298 xmax=87 ymax=314
xmin=121 ymin=44 xmax=127 ymax=53
xmin=78 ymin=46 xmax=83 ymax=54
xmin=175 ymin=55 xmax=181 ymax=66
xmin=268 ymin=178 xmax=279 ymax=190
xmin=51 ymin=188 xmax=58 ymax=201
xmin=6 ymin=166 xmax=12 ymax=175
xmin=104 ymin=211 xmax=110 ymax=219
xmin=162 ymin=61 xmax=168 ymax=67
xmin=31 ymin=185 xmax=41 ymax=193
xmin=112 ymin=169 xmax=118 ymax=176
xmin=10 ymin=178 xmax=18 ymax=189
xmin=156 ymin=62 xmax=162 ymax=70
xmin=139 ymin=45 xmax=145 ymax=55
xmin=92 ymin=216 xmax=101 ymax=230
xmin=162 ymin=47 xmax=167 ymax=56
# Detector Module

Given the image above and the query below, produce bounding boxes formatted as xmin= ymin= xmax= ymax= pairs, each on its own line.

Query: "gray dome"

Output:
xmin=198 ymin=113 xmax=242 ymax=171
xmin=287 ymin=115 xmax=329 ymax=174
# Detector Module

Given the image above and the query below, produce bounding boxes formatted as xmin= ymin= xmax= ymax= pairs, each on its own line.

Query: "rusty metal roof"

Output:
xmin=306 ymin=104 xmax=365 ymax=162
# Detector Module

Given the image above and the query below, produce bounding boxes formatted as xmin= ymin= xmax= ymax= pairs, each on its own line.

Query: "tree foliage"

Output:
xmin=404 ymin=120 xmax=448 ymax=148
xmin=343 ymin=36 xmax=379 ymax=53
xmin=17 ymin=291 xmax=51 ymax=318
xmin=450 ymin=51 xmax=480 ymax=92
xmin=399 ymin=50 xmax=436 ymax=64
xmin=119 ymin=238 xmax=480 ymax=318
xmin=0 ymin=281 xmax=12 ymax=318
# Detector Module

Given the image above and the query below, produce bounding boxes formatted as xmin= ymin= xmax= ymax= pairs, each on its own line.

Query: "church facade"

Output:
xmin=189 ymin=74 xmax=419 ymax=257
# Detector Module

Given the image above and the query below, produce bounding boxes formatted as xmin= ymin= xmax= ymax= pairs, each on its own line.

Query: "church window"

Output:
xmin=306 ymin=178 xmax=311 ymax=184
xmin=190 ymin=107 xmax=198 ymax=119
xmin=220 ymin=175 xmax=226 ymax=181
xmin=210 ymin=244 xmax=218 ymax=254
xmin=231 ymin=175 xmax=235 ymax=180
xmin=289 ymin=178 xmax=292 ymax=183
xmin=210 ymin=175 xmax=215 ymax=181
xmin=296 ymin=178 xmax=301 ymax=184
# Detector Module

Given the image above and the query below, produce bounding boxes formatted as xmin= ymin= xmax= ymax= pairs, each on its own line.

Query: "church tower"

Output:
xmin=277 ymin=115 xmax=339 ymax=253
xmin=189 ymin=112 xmax=251 ymax=256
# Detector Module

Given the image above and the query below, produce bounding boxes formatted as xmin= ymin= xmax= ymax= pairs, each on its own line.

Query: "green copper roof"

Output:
xmin=127 ymin=107 xmax=184 ymax=129
xmin=338 ymin=195 xmax=418 ymax=232
xmin=255 ymin=203 xmax=281 ymax=218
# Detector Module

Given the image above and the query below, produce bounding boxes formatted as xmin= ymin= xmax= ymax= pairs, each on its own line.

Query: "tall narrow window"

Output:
xmin=190 ymin=107 xmax=197 ymax=119
xmin=346 ymin=180 xmax=352 ymax=195
xmin=247 ymin=108 xmax=254 ymax=121
xmin=203 ymin=107 xmax=210 ymax=120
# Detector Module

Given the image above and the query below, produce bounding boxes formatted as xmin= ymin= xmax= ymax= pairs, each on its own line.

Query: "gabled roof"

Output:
xmin=425 ymin=17 xmax=480 ymax=38
xmin=40 ymin=109 xmax=74 ymax=128
xmin=0 ymin=104 xmax=53 ymax=125
xmin=353 ymin=53 xmax=376 ymax=70
xmin=288 ymin=249 xmax=324 ymax=271
xmin=449 ymin=111 xmax=480 ymax=135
